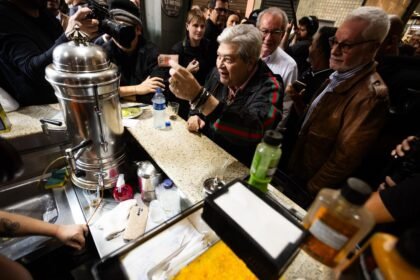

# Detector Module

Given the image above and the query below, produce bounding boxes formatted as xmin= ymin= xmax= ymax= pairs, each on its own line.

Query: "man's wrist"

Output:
xmin=190 ymin=87 xmax=204 ymax=104
xmin=190 ymin=88 xmax=211 ymax=113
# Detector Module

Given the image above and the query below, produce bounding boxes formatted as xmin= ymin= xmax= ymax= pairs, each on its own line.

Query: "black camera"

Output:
xmin=85 ymin=0 xmax=135 ymax=48
xmin=385 ymin=137 xmax=420 ymax=185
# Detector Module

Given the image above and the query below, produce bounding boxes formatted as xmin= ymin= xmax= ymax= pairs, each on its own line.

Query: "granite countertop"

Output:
xmin=126 ymin=107 xmax=249 ymax=204
xmin=5 ymin=104 xmax=333 ymax=278
xmin=1 ymin=104 xmax=62 ymax=139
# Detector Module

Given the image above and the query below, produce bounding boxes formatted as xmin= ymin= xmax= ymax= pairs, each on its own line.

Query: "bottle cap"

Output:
xmin=165 ymin=121 xmax=171 ymax=128
xmin=340 ymin=177 xmax=372 ymax=205
xmin=396 ymin=227 xmax=420 ymax=268
xmin=263 ymin=130 xmax=283 ymax=146
xmin=163 ymin=179 xmax=173 ymax=189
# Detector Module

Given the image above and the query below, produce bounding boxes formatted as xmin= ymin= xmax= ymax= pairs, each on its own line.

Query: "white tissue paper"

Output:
xmin=95 ymin=199 xmax=136 ymax=240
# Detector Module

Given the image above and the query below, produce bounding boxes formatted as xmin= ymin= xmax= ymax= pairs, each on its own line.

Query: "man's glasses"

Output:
xmin=328 ymin=36 xmax=377 ymax=53
xmin=215 ymin=7 xmax=228 ymax=14
xmin=260 ymin=29 xmax=284 ymax=37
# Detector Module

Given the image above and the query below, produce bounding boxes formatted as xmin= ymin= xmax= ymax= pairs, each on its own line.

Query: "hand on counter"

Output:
xmin=187 ymin=115 xmax=205 ymax=133
xmin=55 ymin=224 xmax=88 ymax=251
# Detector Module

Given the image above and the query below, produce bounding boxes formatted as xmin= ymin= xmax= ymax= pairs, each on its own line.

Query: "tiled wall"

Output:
xmin=296 ymin=0 xmax=363 ymax=26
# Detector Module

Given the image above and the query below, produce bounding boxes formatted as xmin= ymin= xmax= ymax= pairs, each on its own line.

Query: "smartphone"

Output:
xmin=292 ymin=80 xmax=307 ymax=92
xmin=157 ymin=54 xmax=179 ymax=67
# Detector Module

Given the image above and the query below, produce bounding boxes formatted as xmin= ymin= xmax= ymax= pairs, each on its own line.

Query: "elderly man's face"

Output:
xmin=259 ymin=13 xmax=284 ymax=58
xmin=216 ymin=43 xmax=253 ymax=88
xmin=330 ymin=19 xmax=378 ymax=72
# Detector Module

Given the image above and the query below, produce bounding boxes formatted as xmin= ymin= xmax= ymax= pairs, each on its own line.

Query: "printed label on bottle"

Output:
xmin=309 ymin=219 xmax=349 ymax=250
xmin=266 ymin=167 xmax=276 ymax=177
xmin=153 ymin=103 xmax=166 ymax=110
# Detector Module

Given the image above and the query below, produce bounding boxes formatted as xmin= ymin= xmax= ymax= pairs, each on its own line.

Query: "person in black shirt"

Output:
xmin=365 ymin=136 xmax=420 ymax=236
xmin=171 ymin=8 xmax=212 ymax=119
xmin=103 ymin=0 xmax=165 ymax=104
xmin=0 ymin=0 xmax=98 ymax=106
xmin=286 ymin=16 xmax=319 ymax=76
xmin=203 ymin=0 xmax=228 ymax=68
xmin=172 ymin=9 xmax=212 ymax=85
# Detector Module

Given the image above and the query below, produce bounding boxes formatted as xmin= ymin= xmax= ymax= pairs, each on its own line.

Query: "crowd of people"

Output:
xmin=1 ymin=0 xmax=420 ymax=275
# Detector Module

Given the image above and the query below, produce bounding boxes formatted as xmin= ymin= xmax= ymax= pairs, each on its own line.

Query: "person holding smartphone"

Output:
xmin=279 ymin=27 xmax=336 ymax=169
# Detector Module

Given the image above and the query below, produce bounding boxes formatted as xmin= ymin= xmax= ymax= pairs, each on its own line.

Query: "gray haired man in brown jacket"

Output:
xmin=287 ymin=6 xmax=390 ymax=194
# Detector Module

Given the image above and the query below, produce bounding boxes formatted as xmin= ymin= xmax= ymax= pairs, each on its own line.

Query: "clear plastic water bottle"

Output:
xmin=152 ymin=88 xmax=166 ymax=129
xmin=156 ymin=179 xmax=181 ymax=218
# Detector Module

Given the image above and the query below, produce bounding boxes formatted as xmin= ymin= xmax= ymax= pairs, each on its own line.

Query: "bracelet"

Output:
xmin=196 ymin=90 xmax=211 ymax=113
xmin=190 ymin=88 xmax=211 ymax=112
xmin=190 ymin=87 xmax=204 ymax=106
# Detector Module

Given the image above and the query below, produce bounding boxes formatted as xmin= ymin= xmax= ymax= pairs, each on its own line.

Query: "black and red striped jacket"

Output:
xmin=200 ymin=60 xmax=284 ymax=166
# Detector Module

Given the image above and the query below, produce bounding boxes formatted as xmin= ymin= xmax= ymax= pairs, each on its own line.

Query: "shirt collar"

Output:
xmin=226 ymin=63 xmax=258 ymax=104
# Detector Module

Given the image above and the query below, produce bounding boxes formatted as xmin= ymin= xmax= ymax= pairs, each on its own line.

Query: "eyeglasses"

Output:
xmin=260 ymin=29 xmax=284 ymax=37
xmin=215 ymin=7 xmax=228 ymax=14
xmin=328 ymin=36 xmax=377 ymax=53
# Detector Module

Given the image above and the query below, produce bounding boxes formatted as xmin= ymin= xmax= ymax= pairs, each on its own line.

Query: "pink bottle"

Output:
xmin=113 ymin=174 xmax=134 ymax=202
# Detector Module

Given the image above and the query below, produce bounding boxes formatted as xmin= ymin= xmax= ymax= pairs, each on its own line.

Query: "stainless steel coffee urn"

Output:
xmin=45 ymin=38 xmax=125 ymax=190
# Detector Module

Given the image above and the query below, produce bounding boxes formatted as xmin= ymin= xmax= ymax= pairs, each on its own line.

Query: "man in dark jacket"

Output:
xmin=0 ymin=0 xmax=97 ymax=106
xmin=287 ymin=7 xmax=390 ymax=194
xmin=168 ymin=24 xmax=284 ymax=165
xmin=204 ymin=0 xmax=228 ymax=69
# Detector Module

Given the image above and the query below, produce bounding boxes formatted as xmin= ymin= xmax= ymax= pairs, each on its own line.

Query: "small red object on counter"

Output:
xmin=113 ymin=174 xmax=134 ymax=202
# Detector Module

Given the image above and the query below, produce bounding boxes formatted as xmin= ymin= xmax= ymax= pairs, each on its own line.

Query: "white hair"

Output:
xmin=217 ymin=24 xmax=262 ymax=63
xmin=345 ymin=6 xmax=390 ymax=44
xmin=256 ymin=7 xmax=288 ymax=31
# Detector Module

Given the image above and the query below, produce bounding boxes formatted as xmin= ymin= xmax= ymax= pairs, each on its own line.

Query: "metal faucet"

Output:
xmin=65 ymin=139 xmax=93 ymax=177
xmin=40 ymin=118 xmax=67 ymax=136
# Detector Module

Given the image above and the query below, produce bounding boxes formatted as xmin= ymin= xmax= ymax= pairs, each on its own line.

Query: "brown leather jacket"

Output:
xmin=287 ymin=62 xmax=389 ymax=194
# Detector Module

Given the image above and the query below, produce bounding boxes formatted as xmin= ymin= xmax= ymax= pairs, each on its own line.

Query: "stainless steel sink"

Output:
xmin=0 ymin=174 xmax=76 ymax=260
xmin=0 ymin=123 xmax=80 ymax=260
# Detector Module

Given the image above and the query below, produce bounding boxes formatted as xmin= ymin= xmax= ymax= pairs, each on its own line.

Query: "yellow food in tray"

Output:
xmin=173 ymin=241 xmax=257 ymax=280
xmin=121 ymin=107 xmax=142 ymax=119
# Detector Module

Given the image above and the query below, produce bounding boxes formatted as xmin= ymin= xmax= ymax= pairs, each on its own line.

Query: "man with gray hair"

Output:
xmin=256 ymin=7 xmax=298 ymax=128
xmin=168 ymin=24 xmax=284 ymax=165
xmin=286 ymin=6 xmax=390 ymax=194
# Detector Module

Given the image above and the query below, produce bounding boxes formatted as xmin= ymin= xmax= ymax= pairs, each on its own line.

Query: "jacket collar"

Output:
xmin=332 ymin=62 xmax=377 ymax=94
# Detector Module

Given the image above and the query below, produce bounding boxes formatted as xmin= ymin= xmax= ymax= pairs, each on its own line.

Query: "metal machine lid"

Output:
xmin=52 ymin=41 xmax=110 ymax=72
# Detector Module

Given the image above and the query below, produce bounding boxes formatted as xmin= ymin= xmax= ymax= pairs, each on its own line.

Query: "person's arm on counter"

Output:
xmin=0 ymin=210 xmax=88 ymax=250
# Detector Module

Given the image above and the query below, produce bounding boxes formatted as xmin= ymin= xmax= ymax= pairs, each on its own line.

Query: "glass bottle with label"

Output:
xmin=248 ymin=130 xmax=283 ymax=193
xmin=301 ymin=177 xmax=375 ymax=267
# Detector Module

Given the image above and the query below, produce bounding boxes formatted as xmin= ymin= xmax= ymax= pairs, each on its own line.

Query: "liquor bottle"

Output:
xmin=301 ymin=178 xmax=375 ymax=267
xmin=152 ymin=87 xmax=166 ymax=129
xmin=248 ymin=130 xmax=282 ymax=193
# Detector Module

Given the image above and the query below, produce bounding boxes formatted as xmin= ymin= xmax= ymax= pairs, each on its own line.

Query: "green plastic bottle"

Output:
xmin=248 ymin=130 xmax=283 ymax=193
